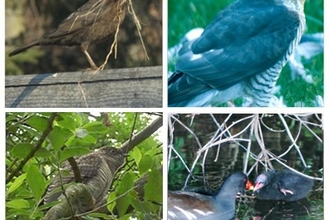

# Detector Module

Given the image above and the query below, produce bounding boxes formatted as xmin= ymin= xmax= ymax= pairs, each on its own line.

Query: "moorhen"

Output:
xmin=253 ymin=170 xmax=314 ymax=201
xmin=168 ymin=172 xmax=247 ymax=220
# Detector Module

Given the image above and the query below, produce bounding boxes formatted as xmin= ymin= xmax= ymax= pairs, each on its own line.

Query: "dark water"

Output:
xmin=168 ymin=114 xmax=323 ymax=219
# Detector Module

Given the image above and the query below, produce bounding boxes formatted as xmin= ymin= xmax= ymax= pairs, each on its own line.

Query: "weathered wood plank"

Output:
xmin=6 ymin=66 xmax=162 ymax=108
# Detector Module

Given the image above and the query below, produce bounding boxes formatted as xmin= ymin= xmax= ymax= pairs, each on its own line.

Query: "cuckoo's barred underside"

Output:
xmin=168 ymin=0 xmax=306 ymax=107
xmin=44 ymin=146 xmax=125 ymax=214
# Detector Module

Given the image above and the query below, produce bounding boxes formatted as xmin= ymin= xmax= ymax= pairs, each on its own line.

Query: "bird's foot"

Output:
xmin=80 ymin=67 xmax=99 ymax=73
xmin=82 ymin=48 xmax=99 ymax=70
xmin=280 ymin=188 xmax=294 ymax=196
xmin=97 ymin=63 xmax=106 ymax=71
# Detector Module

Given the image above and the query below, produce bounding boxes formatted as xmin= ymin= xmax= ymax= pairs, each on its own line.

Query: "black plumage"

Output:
xmin=253 ymin=170 xmax=314 ymax=201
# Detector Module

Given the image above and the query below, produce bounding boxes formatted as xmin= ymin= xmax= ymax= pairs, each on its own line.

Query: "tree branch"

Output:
xmin=68 ymin=157 xmax=82 ymax=183
xmin=121 ymin=115 xmax=162 ymax=152
xmin=6 ymin=113 xmax=58 ymax=184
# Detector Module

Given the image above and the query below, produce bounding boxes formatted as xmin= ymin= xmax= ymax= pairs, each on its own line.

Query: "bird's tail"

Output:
xmin=8 ymin=41 xmax=40 ymax=57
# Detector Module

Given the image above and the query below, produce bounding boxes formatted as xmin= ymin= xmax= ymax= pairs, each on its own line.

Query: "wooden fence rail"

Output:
xmin=5 ymin=66 xmax=162 ymax=108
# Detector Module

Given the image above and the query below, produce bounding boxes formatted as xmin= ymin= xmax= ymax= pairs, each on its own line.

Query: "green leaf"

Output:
xmin=26 ymin=165 xmax=46 ymax=201
xmin=138 ymin=154 xmax=153 ymax=174
xmin=88 ymin=212 xmax=117 ymax=219
xmin=7 ymin=173 xmax=27 ymax=195
xmin=6 ymin=199 xmax=30 ymax=209
xmin=35 ymin=148 xmax=52 ymax=158
xmin=144 ymin=169 xmax=162 ymax=203
xmin=117 ymin=172 xmax=134 ymax=194
xmin=48 ymin=126 xmax=73 ymax=150
xmin=130 ymin=199 xmax=159 ymax=215
xmin=74 ymin=113 xmax=83 ymax=127
xmin=83 ymin=121 xmax=107 ymax=134
xmin=116 ymin=172 xmax=134 ymax=216
xmin=118 ymin=214 xmax=135 ymax=220
xmin=26 ymin=114 xmax=49 ymax=131
xmin=15 ymin=189 xmax=33 ymax=199
xmin=56 ymin=113 xmax=80 ymax=131
xmin=6 ymin=208 xmax=31 ymax=218
xmin=60 ymin=147 xmax=90 ymax=162
xmin=131 ymin=148 xmax=142 ymax=165
xmin=6 ymin=114 xmax=18 ymax=123
xmin=79 ymin=135 xmax=97 ymax=144
xmin=11 ymin=143 xmax=33 ymax=159
xmin=107 ymin=190 xmax=117 ymax=212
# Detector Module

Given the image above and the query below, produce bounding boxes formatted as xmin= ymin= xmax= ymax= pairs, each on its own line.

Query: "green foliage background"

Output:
xmin=6 ymin=112 xmax=163 ymax=220
xmin=168 ymin=0 xmax=324 ymax=107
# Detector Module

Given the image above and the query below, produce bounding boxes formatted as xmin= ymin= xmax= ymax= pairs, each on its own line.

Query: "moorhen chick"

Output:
xmin=253 ymin=170 xmax=314 ymax=201
xmin=168 ymin=172 xmax=248 ymax=220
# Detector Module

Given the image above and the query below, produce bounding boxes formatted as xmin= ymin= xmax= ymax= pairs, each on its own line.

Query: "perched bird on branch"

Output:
xmin=9 ymin=0 xmax=127 ymax=69
xmin=44 ymin=146 xmax=125 ymax=219
xmin=43 ymin=183 xmax=95 ymax=220
xmin=168 ymin=0 xmax=306 ymax=107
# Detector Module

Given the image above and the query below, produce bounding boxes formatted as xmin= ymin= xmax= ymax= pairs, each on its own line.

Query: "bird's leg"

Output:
xmin=280 ymin=188 xmax=294 ymax=196
xmin=277 ymin=181 xmax=294 ymax=196
xmin=81 ymin=42 xmax=98 ymax=70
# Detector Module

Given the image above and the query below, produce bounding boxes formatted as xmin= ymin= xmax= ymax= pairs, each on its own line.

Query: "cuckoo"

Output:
xmin=168 ymin=0 xmax=306 ymax=107
xmin=9 ymin=0 xmax=127 ymax=69
xmin=43 ymin=146 xmax=125 ymax=219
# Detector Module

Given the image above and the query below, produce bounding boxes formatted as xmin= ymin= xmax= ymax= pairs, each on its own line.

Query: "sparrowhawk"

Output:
xmin=44 ymin=146 xmax=125 ymax=218
xmin=168 ymin=0 xmax=306 ymax=107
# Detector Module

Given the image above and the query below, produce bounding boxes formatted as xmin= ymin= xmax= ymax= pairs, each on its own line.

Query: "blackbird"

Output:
xmin=9 ymin=0 xmax=127 ymax=69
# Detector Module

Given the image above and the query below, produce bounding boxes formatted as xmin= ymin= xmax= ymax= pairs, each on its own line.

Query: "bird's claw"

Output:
xmin=280 ymin=188 xmax=294 ymax=196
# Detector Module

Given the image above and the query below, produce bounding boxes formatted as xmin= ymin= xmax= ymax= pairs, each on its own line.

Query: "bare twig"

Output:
xmin=127 ymin=0 xmax=150 ymax=60
xmin=168 ymin=113 xmax=323 ymax=190
xmin=170 ymin=114 xmax=203 ymax=149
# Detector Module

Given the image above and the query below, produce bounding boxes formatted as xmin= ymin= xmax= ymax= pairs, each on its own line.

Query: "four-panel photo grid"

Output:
xmin=4 ymin=0 xmax=326 ymax=219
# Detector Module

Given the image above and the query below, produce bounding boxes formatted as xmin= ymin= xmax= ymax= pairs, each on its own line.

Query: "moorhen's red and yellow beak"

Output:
xmin=245 ymin=179 xmax=254 ymax=191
